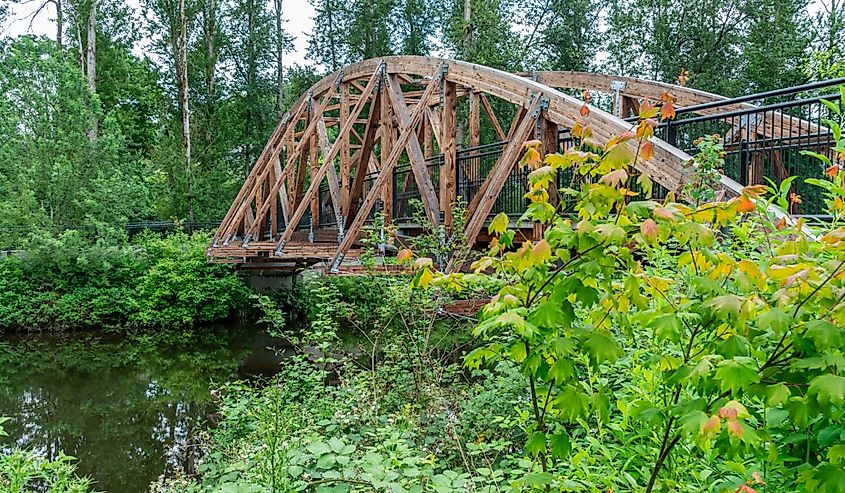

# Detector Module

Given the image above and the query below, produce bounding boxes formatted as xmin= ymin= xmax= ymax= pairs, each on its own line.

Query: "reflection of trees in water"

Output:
xmin=0 ymin=328 xmax=257 ymax=493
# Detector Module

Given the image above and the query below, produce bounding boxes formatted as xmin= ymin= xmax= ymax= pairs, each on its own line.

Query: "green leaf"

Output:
xmin=715 ymin=357 xmax=760 ymax=394
xmin=581 ymin=331 xmax=623 ymax=366
xmin=809 ymin=374 xmax=845 ymax=407
xmin=650 ymin=313 xmax=682 ymax=342
xmin=806 ymin=320 xmax=843 ymax=350
xmin=821 ymin=97 xmax=842 ymax=117
xmin=548 ymin=358 xmax=576 ymax=384
xmin=759 ymin=308 xmax=792 ymax=334
xmin=525 ymin=431 xmax=546 ymax=457
xmin=800 ymin=150 xmax=832 ymax=166
xmin=767 ymin=383 xmax=791 ymax=407
xmin=549 ymin=432 xmax=571 ymax=459
xmin=524 ymin=472 xmax=555 ymax=487
xmin=307 ymin=441 xmax=332 ymax=456
xmin=488 ymin=212 xmax=509 ymax=235
xmin=316 ymin=453 xmax=337 ymax=469
xmin=829 ymin=445 xmax=845 ymax=466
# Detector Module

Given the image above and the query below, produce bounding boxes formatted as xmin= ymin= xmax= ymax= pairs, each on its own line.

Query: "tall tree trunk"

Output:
xmin=204 ymin=0 xmax=217 ymax=170
xmin=86 ymin=0 xmax=97 ymax=142
xmin=463 ymin=0 xmax=471 ymax=59
xmin=327 ymin=0 xmax=338 ymax=70
xmin=178 ymin=0 xmax=193 ymax=226
xmin=274 ymin=0 xmax=284 ymax=119
xmin=53 ymin=0 xmax=63 ymax=47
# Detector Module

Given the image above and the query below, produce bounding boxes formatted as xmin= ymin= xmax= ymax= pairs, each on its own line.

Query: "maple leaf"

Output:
xmin=660 ymin=101 xmax=676 ymax=120
xmin=727 ymin=419 xmax=744 ymax=438
xmin=677 ymin=68 xmax=689 ymax=86
xmin=639 ymin=101 xmax=659 ymax=119
xmin=396 ymin=249 xmax=413 ymax=262
xmin=640 ymin=219 xmax=659 ymax=244
xmin=641 ymin=141 xmax=655 ymax=161
xmin=701 ymin=415 xmax=721 ymax=436
xmin=737 ymin=197 xmax=755 ymax=213
xmin=599 ymin=168 xmax=629 ymax=187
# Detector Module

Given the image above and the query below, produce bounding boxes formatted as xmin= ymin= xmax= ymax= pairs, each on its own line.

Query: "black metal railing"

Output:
xmin=311 ymin=77 xmax=845 ymax=227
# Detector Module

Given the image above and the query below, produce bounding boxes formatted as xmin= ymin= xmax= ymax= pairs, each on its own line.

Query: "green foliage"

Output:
xmin=683 ymin=134 xmax=725 ymax=206
xmin=421 ymin=97 xmax=845 ymax=491
xmin=0 ymin=450 xmax=95 ymax=493
xmin=0 ymin=229 xmax=251 ymax=331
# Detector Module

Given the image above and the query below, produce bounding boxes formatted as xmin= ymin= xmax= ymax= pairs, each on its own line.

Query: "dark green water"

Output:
xmin=0 ymin=327 xmax=286 ymax=492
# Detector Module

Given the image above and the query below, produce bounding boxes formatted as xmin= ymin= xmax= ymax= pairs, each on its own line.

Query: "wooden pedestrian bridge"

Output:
xmin=207 ymin=56 xmax=842 ymax=273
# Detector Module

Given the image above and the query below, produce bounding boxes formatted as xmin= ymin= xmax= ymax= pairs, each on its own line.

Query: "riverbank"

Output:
xmin=0 ymin=229 xmax=252 ymax=331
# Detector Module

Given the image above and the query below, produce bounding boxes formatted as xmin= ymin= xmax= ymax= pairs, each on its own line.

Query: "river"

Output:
xmin=0 ymin=326 xmax=286 ymax=492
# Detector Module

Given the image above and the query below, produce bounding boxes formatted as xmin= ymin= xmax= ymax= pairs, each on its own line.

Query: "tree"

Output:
xmin=395 ymin=0 xmax=434 ymax=55
xmin=605 ymin=0 xmax=746 ymax=95
xmin=739 ymin=0 xmax=811 ymax=93
xmin=272 ymin=0 xmax=294 ymax=119
xmin=223 ymin=0 xmax=274 ymax=173
xmin=806 ymin=0 xmax=845 ymax=78
xmin=0 ymin=37 xmax=147 ymax=229
xmin=516 ymin=0 xmax=599 ymax=71
xmin=442 ymin=0 xmax=521 ymax=70
xmin=307 ymin=0 xmax=351 ymax=71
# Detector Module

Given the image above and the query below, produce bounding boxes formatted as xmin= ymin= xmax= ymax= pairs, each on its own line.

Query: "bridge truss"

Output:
xmin=208 ymin=56 xmax=835 ymax=272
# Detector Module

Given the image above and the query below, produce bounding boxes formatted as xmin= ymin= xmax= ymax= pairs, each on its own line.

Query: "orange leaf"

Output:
xmin=727 ymin=419 xmax=743 ymax=437
xmin=640 ymin=219 xmax=658 ymax=244
xmin=660 ymin=101 xmax=676 ymax=120
xmin=719 ymin=407 xmax=738 ymax=420
xmin=775 ymin=217 xmax=788 ymax=230
xmin=600 ymin=168 xmax=629 ymax=187
xmin=580 ymin=104 xmax=590 ymax=117
xmin=826 ymin=164 xmax=840 ymax=178
xmin=742 ymin=184 xmax=767 ymax=199
xmin=737 ymin=197 xmax=755 ymax=213
xmin=396 ymin=248 xmax=413 ymax=262
xmin=639 ymin=101 xmax=659 ymax=119
xmin=677 ymin=69 xmax=689 ymax=86
xmin=641 ymin=141 xmax=654 ymax=161
xmin=701 ymin=414 xmax=721 ymax=435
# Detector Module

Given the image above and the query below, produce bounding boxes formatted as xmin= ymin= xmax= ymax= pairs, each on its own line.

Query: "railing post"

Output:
xmin=666 ymin=121 xmax=678 ymax=147
xmin=739 ymin=140 xmax=749 ymax=186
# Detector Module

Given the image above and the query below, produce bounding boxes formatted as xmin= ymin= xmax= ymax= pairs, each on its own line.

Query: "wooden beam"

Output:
xmin=316 ymin=115 xmax=345 ymax=226
xmin=274 ymin=65 xmax=384 ymax=252
xmin=340 ymin=82 xmax=351 ymax=208
xmin=385 ymin=74 xmax=440 ymax=227
xmin=469 ymin=91 xmax=481 ymax=148
xmin=426 ymin=107 xmax=442 ymax=149
xmin=215 ymin=98 xmax=307 ymax=243
xmin=380 ymin=85 xmax=394 ymax=225
xmin=440 ymin=80 xmax=457 ymax=230
xmin=463 ymin=96 xmax=543 ymax=247
xmin=347 ymin=92 xmax=382 ymax=225
xmin=480 ymin=93 xmax=506 ymax=141
xmin=240 ymin=93 xmax=334 ymax=242
xmin=328 ymin=64 xmax=445 ymax=271
xmin=273 ymin=156 xmax=290 ymax=226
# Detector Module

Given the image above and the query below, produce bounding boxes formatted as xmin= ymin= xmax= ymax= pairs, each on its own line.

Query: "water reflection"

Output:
xmin=0 ymin=327 xmax=284 ymax=493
